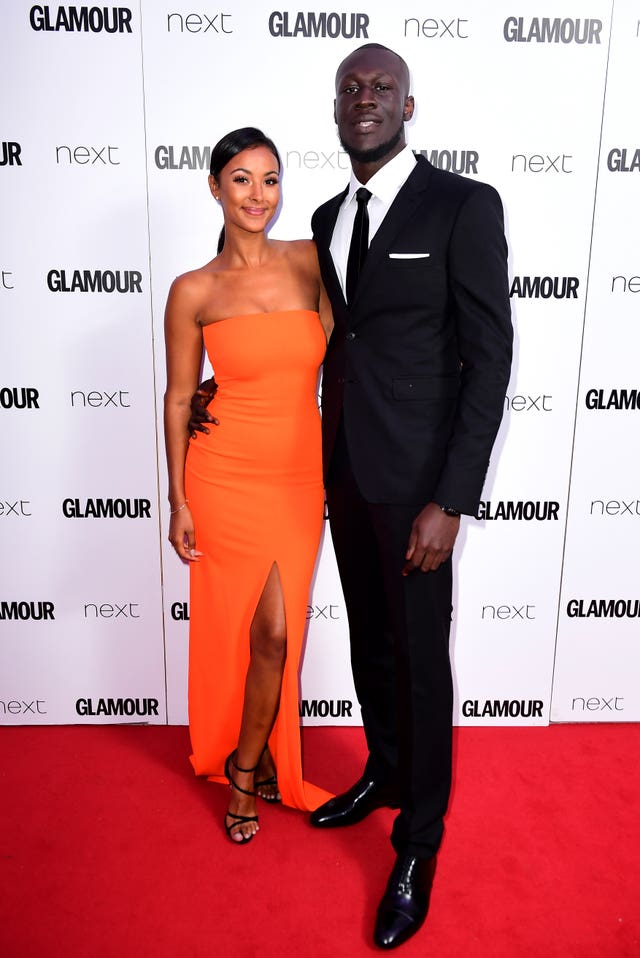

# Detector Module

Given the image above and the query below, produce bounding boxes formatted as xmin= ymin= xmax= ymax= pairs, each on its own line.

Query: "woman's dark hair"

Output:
xmin=210 ymin=127 xmax=281 ymax=254
xmin=210 ymin=127 xmax=281 ymax=178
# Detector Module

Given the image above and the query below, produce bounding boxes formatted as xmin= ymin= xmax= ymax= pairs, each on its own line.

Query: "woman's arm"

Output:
xmin=318 ymin=277 xmax=334 ymax=343
xmin=164 ymin=273 xmax=205 ymax=561
xmin=308 ymin=240 xmax=334 ymax=342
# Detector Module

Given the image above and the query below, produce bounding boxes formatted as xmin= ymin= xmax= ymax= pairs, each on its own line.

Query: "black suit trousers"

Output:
xmin=326 ymin=426 xmax=454 ymax=859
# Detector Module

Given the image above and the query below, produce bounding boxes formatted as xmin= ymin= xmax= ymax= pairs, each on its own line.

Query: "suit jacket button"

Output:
xmin=346 ymin=332 xmax=356 ymax=341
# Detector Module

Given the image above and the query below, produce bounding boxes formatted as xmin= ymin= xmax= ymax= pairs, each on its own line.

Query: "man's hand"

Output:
xmin=403 ymin=502 xmax=460 ymax=575
xmin=188 ymin=377 xmax=218 ymax=437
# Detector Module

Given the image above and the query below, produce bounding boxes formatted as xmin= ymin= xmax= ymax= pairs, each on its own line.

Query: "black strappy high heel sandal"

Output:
xmin=224 ymin=751 xmax=259 ymax=845
xmin=255 ymin=746 xmax=281 ymax=804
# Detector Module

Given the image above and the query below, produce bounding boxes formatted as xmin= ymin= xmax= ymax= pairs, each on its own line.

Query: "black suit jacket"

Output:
xmin=312 ymin=155 xmax=513 ymax=515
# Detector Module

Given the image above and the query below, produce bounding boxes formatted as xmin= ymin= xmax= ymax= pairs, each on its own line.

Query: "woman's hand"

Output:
xmin=168 ymin=505 xmax=203 ymax=562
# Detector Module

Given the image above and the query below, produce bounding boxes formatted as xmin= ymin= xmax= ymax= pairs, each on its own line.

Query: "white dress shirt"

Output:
xmin=329 ymin=145 xmax=417 ymax=297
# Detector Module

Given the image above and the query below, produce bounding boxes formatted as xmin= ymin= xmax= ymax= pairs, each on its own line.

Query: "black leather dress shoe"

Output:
xmin=374 ymin=853 xmax=436 ymax=949
xmin=309 ymin=776 xmax=400 ymax=828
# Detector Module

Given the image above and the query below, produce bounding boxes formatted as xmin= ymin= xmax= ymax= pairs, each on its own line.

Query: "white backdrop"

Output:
xmin=1 ymin=0 xmax=638 ymax=728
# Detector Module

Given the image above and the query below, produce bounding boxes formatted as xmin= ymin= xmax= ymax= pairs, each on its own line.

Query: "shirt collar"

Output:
xmin=345 ymin=145 xmax=417 ymax=206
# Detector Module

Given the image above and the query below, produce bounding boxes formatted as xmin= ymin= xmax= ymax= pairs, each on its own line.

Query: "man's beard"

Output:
xmin=339 ymin=122 xmax=404 ymax=164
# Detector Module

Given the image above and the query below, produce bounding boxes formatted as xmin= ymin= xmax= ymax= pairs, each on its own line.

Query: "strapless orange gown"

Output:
xmin=184 ymin=310 xmax=332 ymax=811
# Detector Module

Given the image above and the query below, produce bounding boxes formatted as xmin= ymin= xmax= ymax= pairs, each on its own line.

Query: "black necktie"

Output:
xmin=345 ymin=187 xmax=372 ymax=306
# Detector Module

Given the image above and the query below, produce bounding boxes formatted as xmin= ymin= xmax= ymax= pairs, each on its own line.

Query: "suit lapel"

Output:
xmin=315 ymin=158 xmax=435 ymax=316
xmin=314 ymin=189 xmax=348 ymax=311
xmin=351 ymin=157 xmax=434 ymax=311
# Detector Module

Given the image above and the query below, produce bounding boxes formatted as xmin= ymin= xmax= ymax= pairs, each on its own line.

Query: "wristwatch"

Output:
xmin=439 ymin=505 xmax=461 ymax=518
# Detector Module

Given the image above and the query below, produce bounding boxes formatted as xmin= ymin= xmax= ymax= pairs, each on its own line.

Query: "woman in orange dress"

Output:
xmin=164 ymin=128 xmax=333 ymax=844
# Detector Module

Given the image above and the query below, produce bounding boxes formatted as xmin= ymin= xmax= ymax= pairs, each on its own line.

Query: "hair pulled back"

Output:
xmin=210 ymin=126 xmax=281 ymax=179
xmin=210 ymin=127 xmax=281 ymax=253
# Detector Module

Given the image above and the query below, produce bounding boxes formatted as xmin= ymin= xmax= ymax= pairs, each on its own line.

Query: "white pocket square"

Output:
xmin=388 ymin=252 xmax=430 ymax=259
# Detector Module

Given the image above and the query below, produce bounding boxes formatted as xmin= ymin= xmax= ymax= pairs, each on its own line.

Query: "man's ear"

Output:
xmin=403 ymin=96 xmax=415 ymax=122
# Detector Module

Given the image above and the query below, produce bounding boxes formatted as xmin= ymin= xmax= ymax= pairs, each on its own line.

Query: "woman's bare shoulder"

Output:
xmin=278 ymin=238 xmax=319 ymax=270
xmin=173 ymin=257 xmax=221 ymax=286
xmin=282 ymin=238 xmax=315 ymax=254
xmin=168 ymin=261 xmax=220 ymax=303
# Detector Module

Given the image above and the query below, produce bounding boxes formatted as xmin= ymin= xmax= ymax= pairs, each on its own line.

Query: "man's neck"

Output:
xmin=349 ymin=140 xmax=407 ymax=185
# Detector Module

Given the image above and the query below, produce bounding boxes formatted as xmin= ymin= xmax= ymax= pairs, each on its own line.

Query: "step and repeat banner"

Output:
xmin=1 ymin=1 xmax=638 ymax=727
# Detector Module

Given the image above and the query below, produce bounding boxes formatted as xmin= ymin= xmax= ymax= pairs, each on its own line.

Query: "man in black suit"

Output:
xmin=309 ymin=44 xmax=512 ymax=948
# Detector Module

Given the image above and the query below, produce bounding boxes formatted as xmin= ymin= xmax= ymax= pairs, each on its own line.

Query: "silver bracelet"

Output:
xmin=170 ymin=500 xmax=189 ymax=515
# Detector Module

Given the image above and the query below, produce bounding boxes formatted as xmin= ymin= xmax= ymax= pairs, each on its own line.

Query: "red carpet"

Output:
xmin=1 ymin=725 xmax=638 ymax=957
